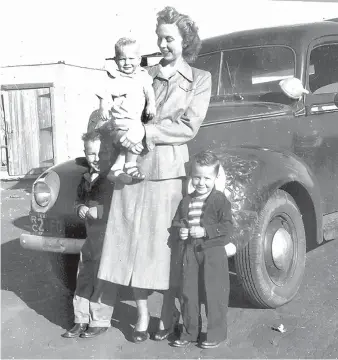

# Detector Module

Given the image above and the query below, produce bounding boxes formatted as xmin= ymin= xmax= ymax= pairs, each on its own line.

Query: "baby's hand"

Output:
xmin=86 ymin=207 xmax=98 ymax=220
xmin=190 ymin=226 xmax=206 ymax=239
xmin=179 ymin=228 xmax=189 ymax=240
xmin=145 ymin=104 xmax=156 ymax=120
xmin=225 ymin=242 xmax=237 ymax=257
xmin=78 ymin=205 xmax=89 ymax=219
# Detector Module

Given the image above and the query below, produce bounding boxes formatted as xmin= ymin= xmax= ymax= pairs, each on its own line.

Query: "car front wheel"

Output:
xmin=235 ymin=189 xmax=306 ymax=308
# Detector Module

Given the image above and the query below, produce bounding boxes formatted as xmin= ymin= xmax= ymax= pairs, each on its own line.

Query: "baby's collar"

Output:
xmin=106 ymin=67 xmax=143 ymax=79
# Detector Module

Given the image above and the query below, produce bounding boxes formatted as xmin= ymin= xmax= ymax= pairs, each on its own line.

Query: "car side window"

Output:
xmin=194 ymin=52 xmax=221 ymax=98
xmin=309 ymin=44 xmax=338 ymax=94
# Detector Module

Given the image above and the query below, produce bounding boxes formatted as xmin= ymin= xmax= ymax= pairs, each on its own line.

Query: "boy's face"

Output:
xmin=84 ymin=139 xmax=108 ymax=172
xmin=115 ymin=44 xmax=141 ymax=75
xmin=191 ymin=163 xmax=218 ymax=196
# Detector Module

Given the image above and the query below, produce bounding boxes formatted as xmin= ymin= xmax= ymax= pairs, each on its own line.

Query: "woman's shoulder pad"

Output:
xmin=190 ymin=66 xmax=211 ymax=78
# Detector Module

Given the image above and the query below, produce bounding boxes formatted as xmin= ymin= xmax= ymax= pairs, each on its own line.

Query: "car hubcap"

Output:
xmin=264 ymin=216 xmax=296 ymax=285
xmin=271 ymin=228 xmax=293 ymax=271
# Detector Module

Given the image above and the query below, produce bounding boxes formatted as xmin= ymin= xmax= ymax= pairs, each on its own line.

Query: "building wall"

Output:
xmin=0 ymin=63 xmax=105 ymax=170
xmin=0 ymin=64 xmax=66 ymax=165
xmin=62 ymin=65 xmax=106 ymax=160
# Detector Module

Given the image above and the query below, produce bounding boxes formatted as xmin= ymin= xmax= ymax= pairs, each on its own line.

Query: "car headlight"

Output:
xmin=34 ymin=182 xmax=51 ymax=207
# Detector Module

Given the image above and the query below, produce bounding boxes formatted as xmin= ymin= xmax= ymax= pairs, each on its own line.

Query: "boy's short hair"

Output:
xmin=81 ymin=130 xmax=101 ymax=144
xmin=115 ymin=37 xmax=140 ymax=58
xmin=192 ymin=150 xmax=220 ymax=174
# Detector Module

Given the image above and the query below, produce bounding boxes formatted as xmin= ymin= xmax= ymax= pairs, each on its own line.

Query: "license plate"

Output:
xmin=30 ymin=212 xmax=65 ymax=236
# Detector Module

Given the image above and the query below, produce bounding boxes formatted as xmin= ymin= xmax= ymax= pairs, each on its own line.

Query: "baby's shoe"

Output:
xmin=124 ymin=163 xmax=145 ymax=181
xmin=107 ymin=168 xmax=132 ymax=184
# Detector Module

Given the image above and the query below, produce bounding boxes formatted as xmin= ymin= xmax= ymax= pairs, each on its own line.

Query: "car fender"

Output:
xmin=32 ymin=157 xmax=88 ymax=215
xmin=207 ymin=145 xmax=323 ymax=250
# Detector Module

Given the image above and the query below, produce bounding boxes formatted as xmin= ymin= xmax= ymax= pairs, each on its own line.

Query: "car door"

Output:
xmin=303 ymin=39 xmax=338 ymax=214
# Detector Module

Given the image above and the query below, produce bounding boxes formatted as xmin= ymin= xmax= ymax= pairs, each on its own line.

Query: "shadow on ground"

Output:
xmin=1 ymin=238 xmax=74 ymax=329
xmin=13 ymin=216 xmax=32 ymax=232
xmin=1 ymin=238 xmax=255 ymax=345
xmin=2 ymin=178 xmax=35 ymax=193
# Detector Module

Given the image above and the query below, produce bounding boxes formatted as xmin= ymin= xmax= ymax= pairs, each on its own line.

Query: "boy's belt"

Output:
xmin=185 ymin=237 xmax=204 ymax=245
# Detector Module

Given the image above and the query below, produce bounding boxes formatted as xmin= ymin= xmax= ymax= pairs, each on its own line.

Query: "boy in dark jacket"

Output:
xmin=62 ymin=131 xmax=116 ymax=339
xmin=172 ymin=150 xmax=233 ymax=349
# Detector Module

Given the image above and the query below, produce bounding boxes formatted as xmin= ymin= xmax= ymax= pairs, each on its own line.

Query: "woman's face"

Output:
xmin=156 ymin=23 xmax=184 ymax=64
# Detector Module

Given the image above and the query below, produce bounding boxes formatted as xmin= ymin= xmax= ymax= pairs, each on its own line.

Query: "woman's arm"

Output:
xmin=119 ymin=71 xmax=212 ymax=150
xmin=144 ymin=71 xmax=211 ymax=150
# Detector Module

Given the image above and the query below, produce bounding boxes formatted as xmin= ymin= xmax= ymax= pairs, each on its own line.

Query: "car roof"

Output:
xmin=200 ymin=21 xmax=338 ymax=54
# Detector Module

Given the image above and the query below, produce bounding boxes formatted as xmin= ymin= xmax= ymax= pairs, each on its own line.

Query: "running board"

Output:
xmin=323 ymin=213 xmax=338 ymax=241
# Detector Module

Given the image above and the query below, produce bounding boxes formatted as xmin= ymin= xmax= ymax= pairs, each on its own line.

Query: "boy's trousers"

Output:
xmin=73 ymin=232 xmax=118 ymax=327
xmin=180 ymin=242 xmax=230 ymax=342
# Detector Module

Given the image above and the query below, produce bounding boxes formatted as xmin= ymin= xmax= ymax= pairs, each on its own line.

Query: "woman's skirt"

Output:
xmin=97 ymin=177 xmax=184 ymax=290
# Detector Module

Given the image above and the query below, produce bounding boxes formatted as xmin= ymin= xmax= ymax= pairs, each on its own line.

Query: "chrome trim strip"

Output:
xmin=201 ymin=111 xmax=287 ymax=127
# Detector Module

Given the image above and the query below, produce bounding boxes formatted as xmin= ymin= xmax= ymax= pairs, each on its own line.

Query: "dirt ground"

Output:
xmin=1 ymin=179 xmax=338 ymax=359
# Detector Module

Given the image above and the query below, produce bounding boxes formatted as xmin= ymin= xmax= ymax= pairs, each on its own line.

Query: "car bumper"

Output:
xmin=20 ymin=234 xmax=85 ymax=254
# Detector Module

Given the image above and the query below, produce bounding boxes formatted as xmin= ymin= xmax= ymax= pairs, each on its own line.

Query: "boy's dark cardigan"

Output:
xmin=172 ymin=187 xmax=233 ymax=250
xmin=74 ymin=168 xmax=112 ymax=225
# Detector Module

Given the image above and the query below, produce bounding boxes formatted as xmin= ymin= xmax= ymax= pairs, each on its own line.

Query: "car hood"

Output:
xmin=204 ymin=100 xmax=293 ymax=124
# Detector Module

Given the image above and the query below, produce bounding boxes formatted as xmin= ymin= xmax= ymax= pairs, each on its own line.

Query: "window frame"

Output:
xmin=218 ymin=45 xmax=296 ymax=98
xmin=307 ymin=42 xmax=338 ymax=95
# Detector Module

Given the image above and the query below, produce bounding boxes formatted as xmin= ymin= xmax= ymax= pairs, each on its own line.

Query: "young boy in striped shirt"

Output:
xmin=172 ymin=150 xmax=233 ymax=349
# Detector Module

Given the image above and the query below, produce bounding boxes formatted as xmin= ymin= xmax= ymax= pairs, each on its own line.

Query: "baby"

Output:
xmin=97 ymin=37 xmax=156 ymax=184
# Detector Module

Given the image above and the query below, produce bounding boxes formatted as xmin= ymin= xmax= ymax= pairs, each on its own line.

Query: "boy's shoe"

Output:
xmin=61 ymin=323 xmax=88 ymax=338
xmin=200 ymin=340 xmax=222 ymax=349
xmin=79 ymin=326 xmax=109 ymax=338
xmin=172 ymin=339 xmax=193 ymax=348
xmin=107 ymin=169 xmax=132 ymax=184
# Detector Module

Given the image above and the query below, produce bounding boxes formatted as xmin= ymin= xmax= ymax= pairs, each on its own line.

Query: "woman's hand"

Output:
xmin=120 ymin=125 xmax=145 ymax=150
xmin=130 ymin=142 xmax=144 ymax=155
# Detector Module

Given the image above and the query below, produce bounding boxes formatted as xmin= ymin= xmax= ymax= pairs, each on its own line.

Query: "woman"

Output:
xmin=95 ymin=6 xmax=212 ymax=342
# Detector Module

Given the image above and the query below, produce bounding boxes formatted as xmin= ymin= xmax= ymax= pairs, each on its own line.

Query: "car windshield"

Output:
xmin=195 ymin=46 xmax=296 ymax=101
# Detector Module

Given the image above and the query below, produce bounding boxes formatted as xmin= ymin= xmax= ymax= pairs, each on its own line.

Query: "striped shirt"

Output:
xmin=187 ymin=192 xmax=209 ymax=228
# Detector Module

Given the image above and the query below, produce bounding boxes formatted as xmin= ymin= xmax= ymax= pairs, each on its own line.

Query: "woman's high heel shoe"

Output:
xmin=132 ymin=329 xmax=149 ymax=343
xmin=153 ymin=310 xmax=180 ymax=341
xmin=132 ymin=313 xmax=150 ymax=343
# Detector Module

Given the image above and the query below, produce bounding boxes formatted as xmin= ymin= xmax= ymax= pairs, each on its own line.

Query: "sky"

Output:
xmin=2 ymin=0 xmax=338 ymax=68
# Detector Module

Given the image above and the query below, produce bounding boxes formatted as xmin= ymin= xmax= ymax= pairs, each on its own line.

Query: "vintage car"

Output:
xmin=21 ymin=20 xmax=338 ymax=308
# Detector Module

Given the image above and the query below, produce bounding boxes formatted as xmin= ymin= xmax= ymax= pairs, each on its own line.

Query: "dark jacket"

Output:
xmin=172 ymin=188 xmax=233 ymax=250
xmin=75 ymin=170 xmax=113 ymax=228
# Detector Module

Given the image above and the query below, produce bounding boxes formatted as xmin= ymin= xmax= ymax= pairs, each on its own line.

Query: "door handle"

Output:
xmin=309 ymin=103 xmax=338 ymax=114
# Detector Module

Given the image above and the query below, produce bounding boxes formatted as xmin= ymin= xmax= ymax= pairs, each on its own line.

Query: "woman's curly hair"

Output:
xmin=156 ymin=6 xmax=202 ymax=63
